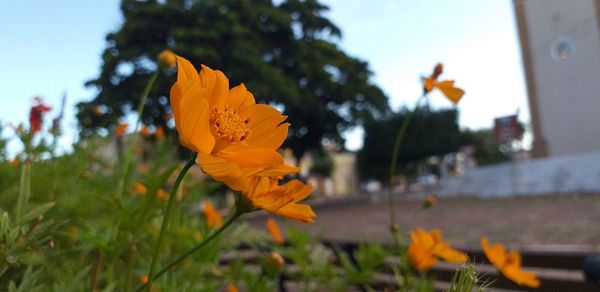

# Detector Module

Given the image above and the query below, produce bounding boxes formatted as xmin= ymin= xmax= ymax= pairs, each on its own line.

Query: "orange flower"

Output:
xmin=481 ymin=237 xmax=540 ymax=288
xmin=158 ymin=49 xmax=177 ymax=69
xmin=422 ymin=194 xmax=437 ymax=209
xmin=93 ymin=106 xmax=104 ymax=116
xmin=137 ymin=164 xmax=149 ymax=175
xmin=9 ymin=159 xmax=19 ymax=168
xmin=139 ymin=275 xmax=149 ymax=284
xmin=154 ymin=125 xmax=165 ymax=140
xmin=140 ymin=125 xmax=151 ymax=137
xmin=202 ymin=200 xmax=224 ymax=228
xmin=225 ymin=283 xmax=238 ymax=292
xmin=244 ymin=177 xmax=315 ymax=224
xmin=156 ymin=188 xmax=169 ymax=201
xmin=115 ymin=123 xmax=129 ymax=137
xmin=423 ymin=63 xmax=465 ymax=104
xmin=131 ymin=181 xmax=147 ymax=196
xmin=266 ymin=217 xmax=285 ymax=245
xmin=408 ymin=227 xmax=468 ymax=271
xmin=170 ymin=56 xmax=298 ymax=191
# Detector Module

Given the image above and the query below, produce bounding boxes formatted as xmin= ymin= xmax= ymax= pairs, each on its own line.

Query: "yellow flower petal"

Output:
xmin=266 ymin=217 xmax=285 ymax=245
xmin=436 ymin=80 xmax=465 ymax=104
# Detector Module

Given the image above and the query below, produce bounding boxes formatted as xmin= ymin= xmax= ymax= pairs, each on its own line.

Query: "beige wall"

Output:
xmin=519 ymin=0 xmax=600 ymax=156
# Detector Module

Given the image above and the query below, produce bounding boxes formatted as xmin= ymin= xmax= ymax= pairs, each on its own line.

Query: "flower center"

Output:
xmin=211 ymin=107 xmax=250 ymax=143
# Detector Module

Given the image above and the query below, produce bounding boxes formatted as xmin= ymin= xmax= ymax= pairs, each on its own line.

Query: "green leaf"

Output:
xmin=20 ymin=202 xmax=55 ymax=224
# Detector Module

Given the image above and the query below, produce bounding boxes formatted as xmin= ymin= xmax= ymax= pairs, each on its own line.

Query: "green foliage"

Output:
xmin=77 ymin=0 xmax=389 ymax=160
xmin=335 ymin=243 xmax=387 ymax=288
xmin=460 ymin=129 xmax=510 ymax=166
xmin=310 ymin=151 xmax=334 ymax=177
xmin=358 ymin=108 xmax=461 ymax=182
xmin=448 ymin=264 xmax=489 ymax=292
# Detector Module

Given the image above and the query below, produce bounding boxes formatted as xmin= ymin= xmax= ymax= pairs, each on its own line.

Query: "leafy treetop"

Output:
xmin=77 ymin=0 xmax=389 ymax=162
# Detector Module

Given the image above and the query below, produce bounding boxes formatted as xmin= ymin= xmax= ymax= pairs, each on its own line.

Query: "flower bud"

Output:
xmin=262 ymin=251 xmax=285 ymax=276
xmin=158 ymin=49 xmax=177 ymax=69
xmin=422 ymin=195 xmax=437 ymax=209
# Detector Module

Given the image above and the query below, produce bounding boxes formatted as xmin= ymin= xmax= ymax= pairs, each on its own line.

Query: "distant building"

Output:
xmin=285 ymin=148 xmax=359 ymax=197
xmin=514 ymin=0 xmax=600 ymax=157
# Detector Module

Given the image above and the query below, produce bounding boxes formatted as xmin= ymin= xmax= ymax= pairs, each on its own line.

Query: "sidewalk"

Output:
xmin=246 ymin=193 xmax=600 ymax=251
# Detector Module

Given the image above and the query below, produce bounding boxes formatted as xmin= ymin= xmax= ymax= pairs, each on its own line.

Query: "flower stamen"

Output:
xmin=211 ymin=107 xmax=250 ymax=143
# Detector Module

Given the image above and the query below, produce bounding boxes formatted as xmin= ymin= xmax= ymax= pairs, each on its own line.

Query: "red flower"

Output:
xmin=29 ymin=98 xmax=51 ymax=134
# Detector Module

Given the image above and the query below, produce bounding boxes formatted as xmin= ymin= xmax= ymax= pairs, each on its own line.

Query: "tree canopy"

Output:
xmin=77 ymin=0 xmax=389 ymax=161
xmin=357 ymin=108 xmax=461 ymax=182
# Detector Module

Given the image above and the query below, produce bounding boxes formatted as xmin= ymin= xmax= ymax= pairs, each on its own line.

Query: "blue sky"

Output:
xmin=0 ymin=0 xmax=529 ymax=154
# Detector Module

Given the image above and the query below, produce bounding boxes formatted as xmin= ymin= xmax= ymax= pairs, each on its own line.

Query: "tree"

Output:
xmin=357 ymin=108 xmax=461 ymax=183
xmin=77 ymin=0 xmax=389 ymax=162
xmin=459 ymin=129 xmax=510 ymax=166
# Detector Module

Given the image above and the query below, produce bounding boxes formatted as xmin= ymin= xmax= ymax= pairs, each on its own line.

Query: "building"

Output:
xmin=514 ymin=0 xmax=600 ymax=157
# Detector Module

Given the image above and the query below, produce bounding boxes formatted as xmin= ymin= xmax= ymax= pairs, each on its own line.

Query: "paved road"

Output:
xmin=246 ymin=194 xmax=600 ymax=251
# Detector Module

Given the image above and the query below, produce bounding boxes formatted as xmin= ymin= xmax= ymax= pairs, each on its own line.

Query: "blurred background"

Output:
xmin=1 ymin=0 xmax=600 ymax=248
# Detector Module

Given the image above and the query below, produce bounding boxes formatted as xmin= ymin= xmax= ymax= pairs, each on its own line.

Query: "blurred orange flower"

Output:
xmin=155 ymin=125 xmax=165 ymax=140
xmin=423 ymin=63 xmax=465 ymax=104
xmin=9 ymin=159 xmax=19 ymax=168
xmin=266 ymin=217 xmax=285 ymax=245
xmin=225 ymin=283 xmax=238 ymax=292
xmin=408 ymin=227 xmax=468 ymax=271
xmin=139 ymin=275 xmax=149 ymax=284
xmin=170 ymin=56 xmax=298 ymax=191
xmin=158 ymin=49 xmax=177 ymax=69
xmin=422 ymin=194 xmax=437 ymax=209
xmin=481 ymin=237 xmax=541 ymax=288
xmin=140 ymin=125 xmax=150 ymax=137
xmin=131 ymin=181 xmax=147 ymax=196
xmin=93 ymin=106 xmax=104 ymax=116
xmin=244 ymin=177 xmax=315 ymax=224
xmin=115 ymin=123 xmax=129 ymax=137
xmin=202 ymin=200 xmax=223 ymax=228
xmin=156 ymin=188 xmax=169 ymax=201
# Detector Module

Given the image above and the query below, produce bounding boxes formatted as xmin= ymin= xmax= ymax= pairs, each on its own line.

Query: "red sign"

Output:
xmin=493 ymin=115 xmax=522 ymax=144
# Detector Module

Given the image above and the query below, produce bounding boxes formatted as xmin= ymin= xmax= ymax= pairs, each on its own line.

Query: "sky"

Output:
xmin=0 ymin=0 xmax=529 ymax=155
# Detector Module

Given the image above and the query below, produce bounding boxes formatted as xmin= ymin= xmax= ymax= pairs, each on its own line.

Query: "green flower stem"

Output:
xmin=387 ymin=95 xmax=425 ymax=245
xmin=251 ymin=273 xmax=265 ymax=290
xmin=140 ymin=209 xmax=243 ymax=291
xmin=115 ymin=70 xmax=160 ymax=201
xmin=146 ymin=155 xmax=196 ymax=290
xmin=106 ymin=70 xmax=160 ymax=283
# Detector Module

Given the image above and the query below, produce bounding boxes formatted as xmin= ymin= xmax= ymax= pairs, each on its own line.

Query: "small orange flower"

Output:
xmin=266 ymin=217 xmax=285 ymax=245
xmin=244 ymin=177 xmax=315 ymax=223
xmin=131 ymin=181 xmax=147 ymax=196
xmin=140 ymin=125 xmax=150 ymax=136
xmin=155 ymin=125 xmax=165 ymax=140
xmin=202 ymin=200 xmax=224 ymax=228
xmin=115 ymin=123 xmax=129 ymax=137
xmin=158 ymin=49 xmax=177 ymax=69
xmin=93 ymin=106 xmax=104 ymax=116
xmin=408 ymin=227 xmax=468 ymax=271
xmin=422 ymin=194 xmax=437 ymax=209
xmin=139 ymin=275 xmax=149 ymax=284
xmin=137 ymin=164 xmax=149 ymax=175
xmin=267 ymin=251 xmax=284 ymax=268
xmin=181 ymin=186 xmax=190 ymax=198
xmin=9 ymin=159 xmax=19 ymax=168
xmin=156 ymin=188 xmax=169 ymax=201
xmin=170 ymin=56 xmax=299 ymax=191
xmin=263 ymin=251 xmax=285 ymax=275
xmin=423 ymin=63 xmax=465 ymax=104
xmin=481 ymin=237 xmax=541 ymax=288
xmin=226 ymin=283 xmax=238 ymax=292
